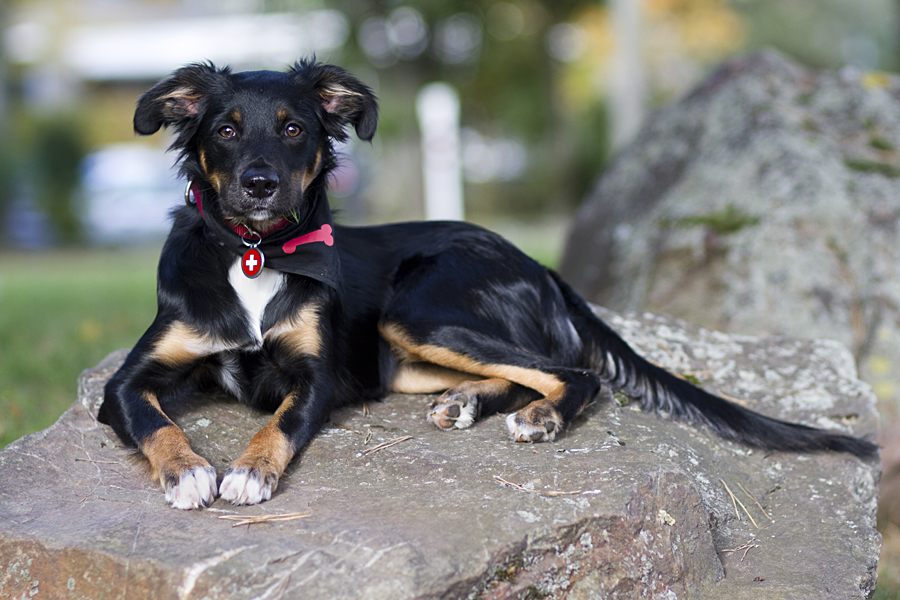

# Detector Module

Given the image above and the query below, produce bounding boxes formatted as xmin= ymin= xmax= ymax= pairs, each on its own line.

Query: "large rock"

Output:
xmin=0 ymin=308 xmax=879 ymax=599
xmin=559 ymin=51 xmax=900 ymax=420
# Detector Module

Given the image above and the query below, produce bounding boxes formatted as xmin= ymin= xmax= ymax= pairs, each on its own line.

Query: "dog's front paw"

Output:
xmin=143 ymin=425 xmax=217 ymax=509
xmin=163 ymin=465 xmax=218 ymax=510
xmin=219 ymin=466 xmax=278 ymax=505
xmin=427 ymin=391 xmax=479 ymax=430
xmin=221 ymin=425 xmax=292 ymax=505
xmin=506 ymin=404 xmax=563 ymax=443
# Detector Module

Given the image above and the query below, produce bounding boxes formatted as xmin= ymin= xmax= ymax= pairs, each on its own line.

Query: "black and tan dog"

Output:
xmin=99 ymin=60 xmax=876 ymax=509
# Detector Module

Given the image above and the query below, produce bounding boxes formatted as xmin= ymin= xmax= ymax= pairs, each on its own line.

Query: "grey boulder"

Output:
xmin=0 ymin=307 xmax=879 ymax=599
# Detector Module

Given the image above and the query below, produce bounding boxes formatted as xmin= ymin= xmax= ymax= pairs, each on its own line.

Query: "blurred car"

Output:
xmin=80 ymin=144 xmax=182 ymax=245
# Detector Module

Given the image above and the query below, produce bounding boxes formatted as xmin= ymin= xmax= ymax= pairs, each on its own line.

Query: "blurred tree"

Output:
xmin=305 ymin=0 xmax=750 ymax=218
xmin=0 ymin=107 xmax=89 ymax=247
xmin=28 ymin=114 xmax=88 ymax=244
xmin=315 ymin=0 xmax=610 ymax=216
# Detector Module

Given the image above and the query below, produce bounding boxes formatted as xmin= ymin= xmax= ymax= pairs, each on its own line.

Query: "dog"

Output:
xmin=98 ymin=60 xmax=877 ymax=509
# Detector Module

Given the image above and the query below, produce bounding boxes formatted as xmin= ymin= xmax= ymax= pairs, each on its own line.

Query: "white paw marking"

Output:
xmin=219 ymin=469 xmax=273 ymax=505
xmin=427 ymin=396 xmax=479 ymax=430
xmin=453 ymin=402 xmax=477 ymax=429
xmin=505 ymin=412 xmax=559 ymax=443
xmin=165 ymin=466 xmax=218 ymax=510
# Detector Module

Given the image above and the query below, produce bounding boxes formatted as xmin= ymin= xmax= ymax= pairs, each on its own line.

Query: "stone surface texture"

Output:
xmin=559 ymin=51 xmax=900 ymax=422
xmin=0 ymin=308 xmax=879 ymax=599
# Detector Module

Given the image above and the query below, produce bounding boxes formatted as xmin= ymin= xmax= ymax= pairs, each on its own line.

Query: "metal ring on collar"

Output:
xmin=241 ymin=229 xmax=262 ymax=247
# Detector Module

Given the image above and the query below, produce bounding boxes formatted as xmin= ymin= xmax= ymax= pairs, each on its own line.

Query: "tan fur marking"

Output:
xmin=231 ymin=396 xmax=295 ymax=475
xmin=151 ymin=321 xmax=229 ymax=366
xmin=208 ymin=172 xmax=224 ymax=194
xmin=264 ymin=304 xmax=322 ymax=357
xmin=141 ymin=423 xmax=207 ymax=488
xmin=232 ymin=423 xmax=293 ymax=474
xmin=379 ymin=322 xmax=564 ymax=397
xmin=452 ymin=378 xmax=518 ymax=398
xmin=277 ymin=108 xmax=288 ymax=121
xmin=392 ymin=362 xmax=478 ymax=394
xmin=198 ymin=148 xmax=224 ymax=194
xmin=296 ymin=149 xmax=323 ymax=193
xmin=231 ymin=110 xmax=242 ymax=123
xmin=141 ymin=390 xmax=164 ymax=412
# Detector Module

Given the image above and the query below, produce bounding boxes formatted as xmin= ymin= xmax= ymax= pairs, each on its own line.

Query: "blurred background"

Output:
xmin=1 ymin=0 xmax=899 ymax=594
xmin=1 ymin=0 xmax=897 ymax=254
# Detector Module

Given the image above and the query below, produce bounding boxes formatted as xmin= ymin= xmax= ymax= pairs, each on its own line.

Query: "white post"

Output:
xmin=416 ymin=82 xmax=464 ymax=221
xmin=608 ymin=0 xmax=646 ymax=149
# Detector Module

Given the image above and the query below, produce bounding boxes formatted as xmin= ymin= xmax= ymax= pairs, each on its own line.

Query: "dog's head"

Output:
xmin=134 ymin=60 xmax=378 ymax=231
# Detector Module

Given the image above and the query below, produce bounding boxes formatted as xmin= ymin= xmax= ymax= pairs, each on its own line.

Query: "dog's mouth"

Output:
xmin=221 ymin=196 xmax=294 ymax=236
xmin=226 ymin=214 xmax=290 ymax=237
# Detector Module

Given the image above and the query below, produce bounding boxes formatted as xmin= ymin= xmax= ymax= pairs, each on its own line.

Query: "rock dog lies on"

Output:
xmin=98 ymin=60 xmax=878 ymax=509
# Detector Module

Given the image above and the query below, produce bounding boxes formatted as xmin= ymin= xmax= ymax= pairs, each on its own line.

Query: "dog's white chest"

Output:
xmin=228 ymin=260 xmax=286 ymax=343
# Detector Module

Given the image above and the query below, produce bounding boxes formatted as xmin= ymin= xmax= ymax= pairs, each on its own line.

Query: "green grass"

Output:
xmin=0 ymin=247 xmax=160 ymax=447
xmin=876 ymin=524 xmax=900 ymax=600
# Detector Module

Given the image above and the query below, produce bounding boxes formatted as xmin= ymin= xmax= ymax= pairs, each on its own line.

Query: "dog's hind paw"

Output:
xmin=505 ymin=405 xmax=562 ymax=443
xmin=163 ymin=465 xmax=218 ymax=510
xmin=427 ymin=391 xmax=479 ymax=430
xmin=219 ymin=468 xmax=277 ymax=505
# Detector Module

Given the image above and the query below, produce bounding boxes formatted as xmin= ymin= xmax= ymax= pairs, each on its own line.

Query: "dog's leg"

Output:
xmin=100 ymin=321 xmax=228 ymax=509
xmin=388 ymin=362 xmax=530 ymax=429
xmin=218 ymin=393 xmax=302 ymax=505
xmin=502 ymin=368 xmax=602 ymax=442
xmin=431 ymin=369 xmax=600 ymax=442
xmin=427 ymin=378 xmax=541 ymax=430
xmin=219 ymin=383 xmax=333 ymax=504
xmin=219 ymin=307 xmax=333 ymax=505
xmin=381 ymin=321 xmax=601 ymax=441
xmin=139 ymin=412 xmax=218 ymax=509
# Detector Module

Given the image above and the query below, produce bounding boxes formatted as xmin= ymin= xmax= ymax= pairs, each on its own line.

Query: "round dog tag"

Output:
xmin=242 ymin=247 xmax=264 ymax=278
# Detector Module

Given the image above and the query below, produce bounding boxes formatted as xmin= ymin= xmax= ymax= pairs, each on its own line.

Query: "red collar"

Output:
xmin=229 ymin=219 xmax=290 ymax=238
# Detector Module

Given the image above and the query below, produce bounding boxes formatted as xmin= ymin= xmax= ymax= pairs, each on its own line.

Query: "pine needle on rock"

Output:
xmin=218 ymin=512 xmax=311 ymax=527
xmin=361 ymin=435 xmax=413 ymax=455
xmin=721 ymin=479 xmax=759 ymax=528
xmin=493 ymin=475 xmax=581 ymax=497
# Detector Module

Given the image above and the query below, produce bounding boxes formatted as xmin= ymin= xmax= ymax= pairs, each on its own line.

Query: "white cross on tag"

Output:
xmin=241 ymin=248 xmax=264 ymax=278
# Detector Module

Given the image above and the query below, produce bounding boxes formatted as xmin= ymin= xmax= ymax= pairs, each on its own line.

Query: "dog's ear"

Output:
xmin=134 ymin=63 xmax=229 ymax=136
xmin=299 ymin=63 xmax=379 ymax=142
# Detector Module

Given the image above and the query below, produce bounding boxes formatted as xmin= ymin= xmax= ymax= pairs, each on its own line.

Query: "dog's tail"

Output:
xmin=550 ymin=272 xmax=878 ymax=459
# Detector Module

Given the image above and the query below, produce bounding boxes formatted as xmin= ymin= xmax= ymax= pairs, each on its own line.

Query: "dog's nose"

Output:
xmin=241 ymin=168 xmax=279 ymax=199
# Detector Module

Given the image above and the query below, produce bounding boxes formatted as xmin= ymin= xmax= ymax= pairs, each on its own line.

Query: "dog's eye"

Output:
xmin=218 ymin=126 xmax=236 ymax=139
xmin=284 ymin=124 xmax=303 ymax=138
